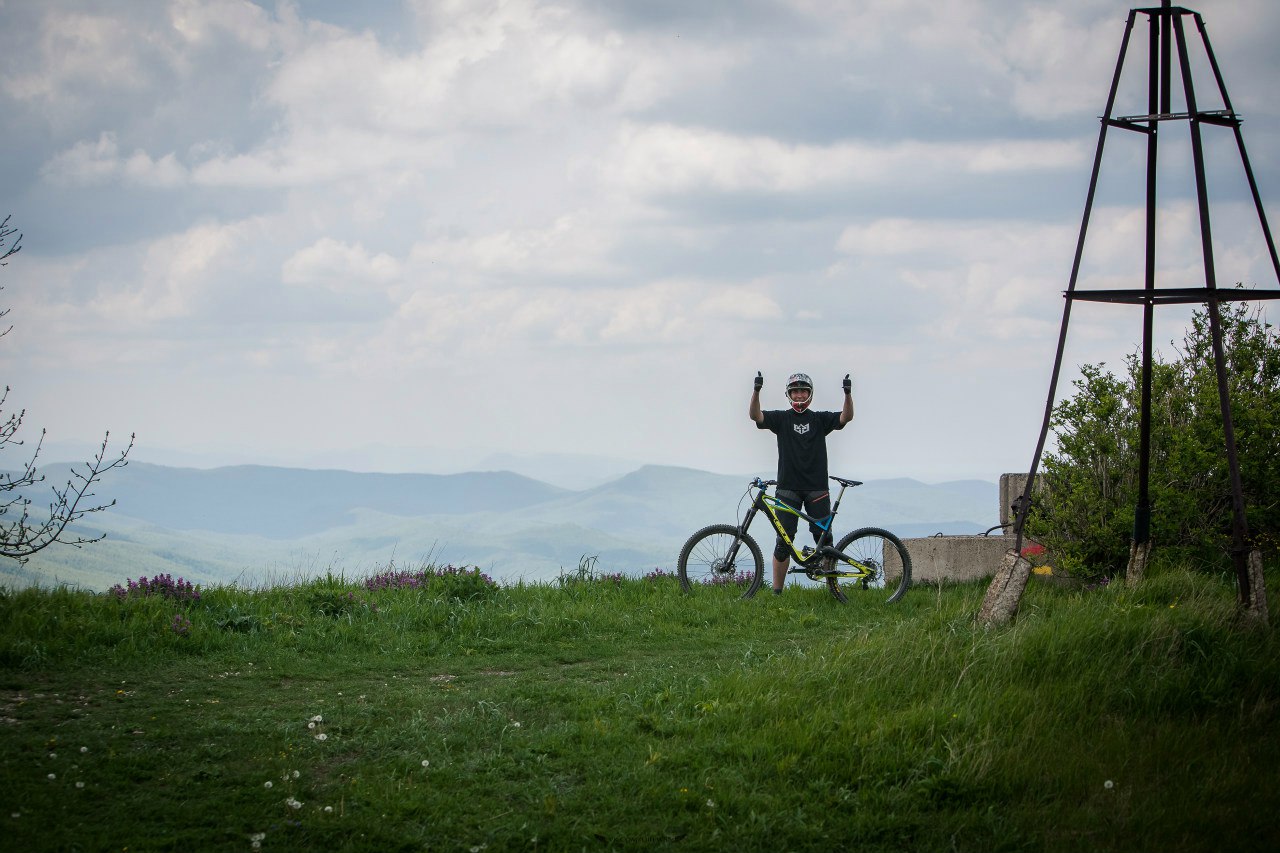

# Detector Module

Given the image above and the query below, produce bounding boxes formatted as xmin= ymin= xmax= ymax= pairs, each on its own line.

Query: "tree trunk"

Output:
xmin=1126 ymin=539 xmax=1152 ymax=587
xmin=1243 ymin=548 xmax=1270 ymax=627
xmin=978 ymin=548 xmax=1033 ymax=627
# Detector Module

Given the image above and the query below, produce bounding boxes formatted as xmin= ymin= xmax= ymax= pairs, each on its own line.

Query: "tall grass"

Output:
xmin=1 ymin=563 xmax=1277 ymax=852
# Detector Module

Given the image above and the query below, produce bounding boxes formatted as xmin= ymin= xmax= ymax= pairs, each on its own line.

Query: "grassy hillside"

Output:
xmin=1 ymin=564 xmax=1277 ymax=852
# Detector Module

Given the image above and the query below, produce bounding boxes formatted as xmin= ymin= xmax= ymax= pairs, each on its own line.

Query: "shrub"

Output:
xmin=108 ymin=574 xmax=201 ymax=603
xmin=1027 ymin=301 xmax=1280 ymax=576
xmin=364 ymin=563 xmax=498 ymax=602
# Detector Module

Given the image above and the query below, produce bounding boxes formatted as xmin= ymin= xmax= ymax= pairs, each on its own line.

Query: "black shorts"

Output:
xmin=773 ymin=489 xmax=833 ymax=561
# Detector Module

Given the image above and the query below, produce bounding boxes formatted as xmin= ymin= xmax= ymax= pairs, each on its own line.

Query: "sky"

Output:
xmin=2 ymin=0 xmax=1279 ymax=485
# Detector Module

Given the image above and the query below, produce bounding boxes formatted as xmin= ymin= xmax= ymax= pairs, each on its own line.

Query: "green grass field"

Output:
xmin=2 ymin=564 xmax=1277 ymax=852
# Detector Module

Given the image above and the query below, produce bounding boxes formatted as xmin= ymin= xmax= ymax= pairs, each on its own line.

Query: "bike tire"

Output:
xmin=828 ymin=527 xmax=911 ymax=604
xmin=677 ymin=524 xmax=764 ymax=599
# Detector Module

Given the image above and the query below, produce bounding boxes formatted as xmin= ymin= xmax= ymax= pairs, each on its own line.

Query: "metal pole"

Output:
xmin=1172 ymin=13 xmax=1253 ymax=606
xmin=1134 ymin=6 xmax=1163 ymax=552
xmin=1011 ymin=11 xmax=1139 ymax=550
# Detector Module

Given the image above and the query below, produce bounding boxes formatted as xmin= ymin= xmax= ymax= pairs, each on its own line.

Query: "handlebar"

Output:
xmin=751 ymin=475 xmax=862 ymax=489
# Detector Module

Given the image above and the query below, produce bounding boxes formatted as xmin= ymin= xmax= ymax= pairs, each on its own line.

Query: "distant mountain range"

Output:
xmin=5 ymin=462 xmax=1000 ymax=591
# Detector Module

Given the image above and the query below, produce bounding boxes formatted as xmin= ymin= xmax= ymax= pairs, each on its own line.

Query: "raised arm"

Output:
xmin=839 ymin=373 xmax=854 ymax=425
xmin=749 ymin=371 xmax=764 ymax=423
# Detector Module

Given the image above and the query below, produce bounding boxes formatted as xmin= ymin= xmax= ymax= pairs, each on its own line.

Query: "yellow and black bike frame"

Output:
xmin=728 ymin=478 xmax=874 ymax=580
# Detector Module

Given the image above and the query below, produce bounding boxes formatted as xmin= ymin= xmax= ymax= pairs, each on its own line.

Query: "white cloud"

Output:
xmin=40 ymin=133 xmax=124 ymax=186
xmin=168 ymin=0 xmax=275 ymax=51
xmin=2 ymin=12 xmax=150 ymax=102
xmin=611 ymin=124 xmax=1089 ymax=195
xmin=697 ymin=286 xmax=783 ymax=322
xmin=282 ymin=238 xmax=401 ymax=293
xmin=1001 ymin=6 xmax=1121 ymax=120
xmin=42 ymin=133 xmax=187 ymax=188
xmin=5 ymin=0 xmax=1278 ymax=486
xmin=407 ymin=214 xmax=618 ymax=282
xmin=91 ymin=222 xmax=242 ymax=323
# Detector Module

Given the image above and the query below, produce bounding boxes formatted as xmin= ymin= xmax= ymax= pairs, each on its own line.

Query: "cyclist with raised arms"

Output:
xmin=749 ymin=371 xmax=854 ymax=595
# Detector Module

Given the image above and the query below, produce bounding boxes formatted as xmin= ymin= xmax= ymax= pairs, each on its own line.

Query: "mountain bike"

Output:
xmin=676 ymin=476 xmax=912 ymax=603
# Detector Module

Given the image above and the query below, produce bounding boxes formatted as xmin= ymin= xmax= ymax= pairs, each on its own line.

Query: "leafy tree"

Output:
xmin=1028 ymin=298 xmax=1280 ymax=577
xmin=1 ymin=215 xmax=133 ymax=563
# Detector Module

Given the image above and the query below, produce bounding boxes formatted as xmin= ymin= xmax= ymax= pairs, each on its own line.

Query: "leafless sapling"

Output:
xmin=0 ymin=215 xmax=134 ymax=563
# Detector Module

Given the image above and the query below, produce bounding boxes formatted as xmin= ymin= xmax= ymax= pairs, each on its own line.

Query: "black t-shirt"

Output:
xmin=758 ymin=409 xmax=845 ymax=491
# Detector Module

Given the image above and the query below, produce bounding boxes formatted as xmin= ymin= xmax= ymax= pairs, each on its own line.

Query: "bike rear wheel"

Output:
xmin=677 ymin=524 xmax=764 ymax=599
xmin=828 ymin=527 xmax=911 ymax=604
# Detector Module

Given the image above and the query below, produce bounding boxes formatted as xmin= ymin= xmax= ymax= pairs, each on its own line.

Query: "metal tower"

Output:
xmin=1009 ymin=0 xmax=1280 ymax=611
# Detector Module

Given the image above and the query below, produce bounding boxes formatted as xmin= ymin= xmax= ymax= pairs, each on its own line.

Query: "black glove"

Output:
xmin=754 ymin=371 xmax=763 ymax=391
xmin=843 ymin=373 xmax=851 ymax=394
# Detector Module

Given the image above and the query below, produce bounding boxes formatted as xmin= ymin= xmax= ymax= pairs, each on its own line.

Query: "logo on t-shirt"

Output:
xmin=793 ymin=423 xmax=810 ymax=435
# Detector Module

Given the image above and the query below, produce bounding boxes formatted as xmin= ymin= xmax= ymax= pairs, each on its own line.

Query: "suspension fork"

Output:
xmin=721 ymin=490 xmax=765 ymax=569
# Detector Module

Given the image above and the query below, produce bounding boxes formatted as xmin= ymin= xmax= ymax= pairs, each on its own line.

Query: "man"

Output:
xmin=749 ymin=371 xmax=854 ymax=594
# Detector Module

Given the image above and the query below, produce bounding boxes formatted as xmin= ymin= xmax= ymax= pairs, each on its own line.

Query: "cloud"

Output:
xmin=168 ymin=0 xmax=276 ymax=52
xmin=282 ymin=238 xmax=402 ymax=293
xmin=5 ymin=0 xmax=1278 ymax=484
xmin=1001 ymin=6 xmax=1122 ymax=120
xmin=169 ymin=0 xmax=738 ymax=192
xmin=89 ymin=221 xmax=243 ymax=323
xmin=406 ymin=214 xmax=619 ymax=283
xmin=610 ymin=123 xmax=1089 ymax=196
xmin=41 ymin=132 xmax=188 ymax=188
xmin=2 ymin=12 xmax=152 ymax=102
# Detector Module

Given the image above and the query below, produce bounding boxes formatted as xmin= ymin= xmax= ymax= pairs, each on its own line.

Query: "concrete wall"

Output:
xmin=893 ymin=473 xmax=1041 ymax=583
xmin=898 ymin=534 xmax=1013 ymax=584
xmin=999 ymin=472 xmax=1042 ymax=529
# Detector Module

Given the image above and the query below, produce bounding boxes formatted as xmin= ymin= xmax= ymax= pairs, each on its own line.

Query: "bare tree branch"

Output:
xmin=0 ymin=214 xmax=19 ymax=339
xmin=1 ymin=214 xmax=132 ymax=564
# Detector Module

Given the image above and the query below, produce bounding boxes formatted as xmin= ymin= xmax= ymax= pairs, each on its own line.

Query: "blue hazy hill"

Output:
xmin=7 ymin=463 xmax=999 ymax=590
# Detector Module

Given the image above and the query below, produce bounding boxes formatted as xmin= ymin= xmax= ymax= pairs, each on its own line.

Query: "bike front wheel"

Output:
xmin=677 ymin=524 xmax=764 ymax=599
xmin=828 ymin=527 xmax=911 ymax=604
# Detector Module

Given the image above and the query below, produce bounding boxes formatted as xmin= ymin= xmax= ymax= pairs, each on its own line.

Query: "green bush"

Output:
xmin=1028 ymin=300 xmax=1280 ymax=577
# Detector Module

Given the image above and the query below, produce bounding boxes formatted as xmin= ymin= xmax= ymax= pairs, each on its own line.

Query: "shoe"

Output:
xmin=772 ymin=587 xmax=783 ymax=596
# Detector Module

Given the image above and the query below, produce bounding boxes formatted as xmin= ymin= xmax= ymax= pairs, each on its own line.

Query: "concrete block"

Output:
xmin=899 ymin=534 xmax=1014 ymax=584
xmin=999 ymin=472 xmax=1043 ymax=529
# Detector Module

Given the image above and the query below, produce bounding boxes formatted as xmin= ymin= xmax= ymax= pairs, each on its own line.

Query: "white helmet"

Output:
xmin=786 ymin=373 xmax=813 ymax=413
